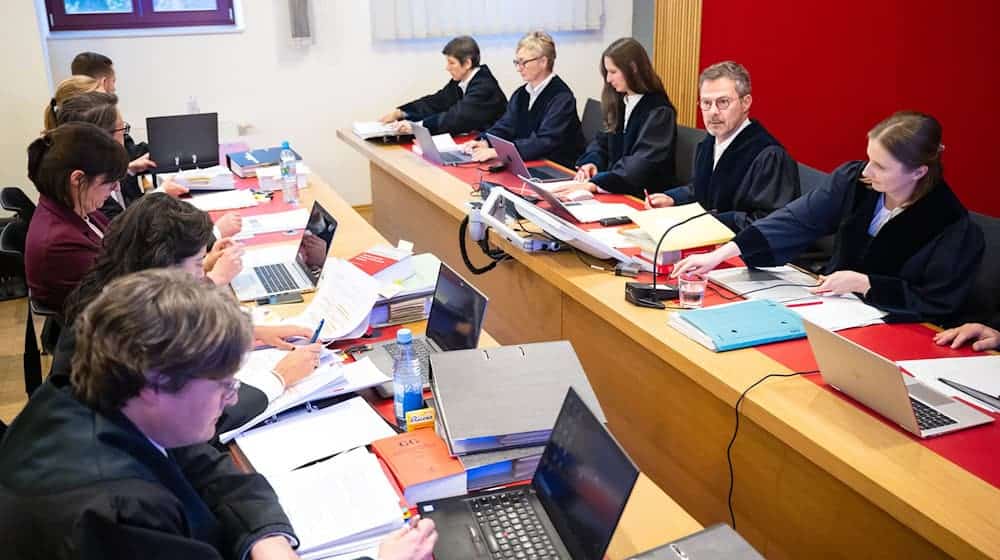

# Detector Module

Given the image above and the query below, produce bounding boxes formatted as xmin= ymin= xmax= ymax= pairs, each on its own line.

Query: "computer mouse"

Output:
xmin=565 ymin=189 xmax=594 ymax=201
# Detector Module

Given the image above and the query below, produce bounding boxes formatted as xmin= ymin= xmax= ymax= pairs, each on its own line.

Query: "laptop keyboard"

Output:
xmin=381 ymin=339 xmax=433 ymax=384
xmin=470 ymin=490 xmax=562 ymax=559
xmin=910 ymin=397 xmax=958 ymax=430
xmin=441 ymin=151 xmax=467 ymax=164
xmin=254 ymin=263 xmax=299 ymax=294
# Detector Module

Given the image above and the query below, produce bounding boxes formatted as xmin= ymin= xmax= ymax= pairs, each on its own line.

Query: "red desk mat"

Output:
xmin=701 ymin=281 xmax=1000 ymax=488
xmin=202 ymin=175 xmax=307 ymax=247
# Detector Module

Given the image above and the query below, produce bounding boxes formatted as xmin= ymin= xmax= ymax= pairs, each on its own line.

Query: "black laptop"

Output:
xmin=417 ymin=387 xmax=639 ymax=560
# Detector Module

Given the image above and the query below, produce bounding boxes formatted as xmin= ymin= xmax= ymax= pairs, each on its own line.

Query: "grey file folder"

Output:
xmin=430 ymin=340 xmax=605 ymax=455
xmin=628 ymin=524 xmax=765 ymax=559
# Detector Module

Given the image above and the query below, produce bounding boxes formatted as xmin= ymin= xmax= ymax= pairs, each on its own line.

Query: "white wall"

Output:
xmin=45 ymin=1 xmax=632 ymax=205
xmin=0 ymin=2 xmax=51 ymax=204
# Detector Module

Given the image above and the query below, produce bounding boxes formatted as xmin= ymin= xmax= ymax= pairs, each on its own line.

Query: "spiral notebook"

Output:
xmin=668 ymin=299 xmax=805 ymax=352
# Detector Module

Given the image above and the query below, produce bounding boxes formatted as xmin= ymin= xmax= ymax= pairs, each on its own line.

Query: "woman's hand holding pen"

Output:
xmin=644 ymin=188 xmax=674 ymax=209
xmin=810 ymin=270 xmax=870 ymax=296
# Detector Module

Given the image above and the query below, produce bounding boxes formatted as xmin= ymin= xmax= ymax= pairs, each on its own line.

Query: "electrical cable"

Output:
xmin=458 ymin=214 xmax=510 ymax=275
xmin=726 ymin=369 xmax=819 ymax=529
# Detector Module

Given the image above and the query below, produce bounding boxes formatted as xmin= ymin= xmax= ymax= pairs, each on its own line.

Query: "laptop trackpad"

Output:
xmin=419 ymin=501 xmax=492 ymax=560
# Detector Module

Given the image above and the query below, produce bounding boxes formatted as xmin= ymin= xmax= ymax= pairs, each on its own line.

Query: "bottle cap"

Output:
xmin=396 ymin=328 xmax=412 ymax=344
xmin=281 ymin=140 xmax=290 ymax=149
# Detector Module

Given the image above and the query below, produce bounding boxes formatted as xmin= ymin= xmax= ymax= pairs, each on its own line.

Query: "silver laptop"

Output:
xmin=487 ymin=133 xmax=573 ymax=182
xmin=804 ymin=320 xmax=993 ymax=438
xmin=229 ymin=201 xmax=337 ymax=301
xmin=412 ymin=123 xmax=474 ymax=165
xmin=373 ymin=262 xmax=488 ymax=397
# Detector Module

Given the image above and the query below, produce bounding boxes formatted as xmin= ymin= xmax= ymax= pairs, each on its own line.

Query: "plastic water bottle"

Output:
xmin=279 ymin=140 xmax=299 ymax=205
xmin=393 ymin=328 xmax=424 ymax=428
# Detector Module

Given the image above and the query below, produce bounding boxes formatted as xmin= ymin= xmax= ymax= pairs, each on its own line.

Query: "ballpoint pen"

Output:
xmin=309 ymin=319 xmax=325 ymax=343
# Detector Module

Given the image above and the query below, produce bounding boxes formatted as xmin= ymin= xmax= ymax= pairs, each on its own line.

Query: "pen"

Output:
xmin=786 ymin=301 xmax=823 ymax=308
xmin=309 ymin=319 xmax=325 ymax=343
xmin=643 ymin=189 xmax=650 ymax=207
xmin=937 ymin=377 xmax=1000 ymax=410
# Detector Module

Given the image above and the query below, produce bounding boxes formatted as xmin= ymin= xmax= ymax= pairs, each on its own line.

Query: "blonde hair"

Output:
xmin=517 ymin=31 xmax=556 ymax=72
xmin=44 ymin=75 xmax=101 ymax=131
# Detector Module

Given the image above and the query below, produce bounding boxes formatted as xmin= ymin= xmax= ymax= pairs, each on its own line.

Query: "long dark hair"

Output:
xmin=27 ymin=122 xmax=128 ymax=210
xmin=599 ymin=38 xmax=671 ymax=132
xmin=64 ymin=193 xmax=216 ymax=325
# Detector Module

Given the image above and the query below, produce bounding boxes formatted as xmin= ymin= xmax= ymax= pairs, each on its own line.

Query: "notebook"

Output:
xmin=668 ymin=299 xmax=805 ymax=351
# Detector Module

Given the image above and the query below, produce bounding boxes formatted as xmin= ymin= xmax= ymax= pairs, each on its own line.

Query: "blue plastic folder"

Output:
xmin=668 ymin=300 xmax=805 ymax=352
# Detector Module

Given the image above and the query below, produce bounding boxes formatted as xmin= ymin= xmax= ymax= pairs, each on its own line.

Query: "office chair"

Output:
xmin=1 ymin=186 xmax=36 ymax=223
xmin=0 ymin=220 xmax=60 ymax=396
xmin=790 ymin=162 xmax=835 ymax=273
xmin=674 ymin=125 xmax=705 ymax=186
xmin=954 ymin=212 xmax=1000 ymax=327
xmin=580 ymin=98 xmax=602 ymax=146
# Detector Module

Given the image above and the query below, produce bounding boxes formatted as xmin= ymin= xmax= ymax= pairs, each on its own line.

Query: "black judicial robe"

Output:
xmin=733 ymin=161 xmax=985 ymax=325
xmin=482 ymin=75 xmax=585 ymax=168
xmin=399 ymin=65 xmax=507 ymax=135
xmin=0 ymin=378 xmax=297 ymax=560
xmin=663 ymin=120 xmax=799 ymax=233
xmin=576 ymin=92 xmax=677 ymax=197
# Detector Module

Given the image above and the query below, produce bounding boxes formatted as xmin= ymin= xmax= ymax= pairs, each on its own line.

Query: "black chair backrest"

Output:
xmin=797 ymin=162 xmax=829 ymax=195
xmin=959 ymin=212 xmax=1000 ymax=325
xmin=675 ymin=125 xmax=705 ymax=186
xmin=1 ymin=187 xmax=36 ymax=223
xmin=0 ymin=220 xmax=27 ymax=261
xmin=580 ymin=98 xmax=603 ymax=146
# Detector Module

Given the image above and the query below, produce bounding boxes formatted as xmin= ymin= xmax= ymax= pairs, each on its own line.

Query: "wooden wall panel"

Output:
xmin=653 ymin=0 xmax=702 ymax=127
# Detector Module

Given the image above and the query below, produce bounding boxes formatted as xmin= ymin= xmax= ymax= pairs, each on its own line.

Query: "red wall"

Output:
xmin=699 ymin=0 xmax=998 ymax=215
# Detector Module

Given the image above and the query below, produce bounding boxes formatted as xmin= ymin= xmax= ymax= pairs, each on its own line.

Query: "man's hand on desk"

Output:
xmin=391 ymin=121 xmax=414 ymax=135
xmin=469 ymin=147 xmax=497 ymax=162
xmin=250 ymin=535 xmax=299 ymax=559
xmin=273 ymin=343 xmax=323 ymax=387
xmin=547 ymin=180 xmax=597 ymax=201
xmin=810 ymin=270 xmax=871 ymax=297
xmin=935 ymin=322 xmax=1000 ymax=352
xmin=255 ymin=325 xmax=314 ymax=350
xmin=377 ymin=517 xmax=437 ymax=560
xmin=217 ymin=212 xmax=244 ymax=238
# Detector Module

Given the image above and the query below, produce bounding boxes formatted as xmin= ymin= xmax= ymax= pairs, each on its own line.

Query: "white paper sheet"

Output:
xmin=268 ymin=448 xmax=403 ymax=558
xmin=564 ymin=201 xmax=635 ymax=223
xmin=585 ymin=227 xmax=639 ymax=249
xmin=789 ymin=297 xmax=887 ymax=331
xmin=234 ymin=208 xmax=310 ymax=239
xmin=281 ymin=258 xmax=380 ymax=341
xmin=898 ymin=356 xmax=1000 ymax=412
xmin=235 ymin=347 xmax=343 ymax=401
xmin=185 ymin=189 xmax=257 ymax=211
xmin=236 ymin=396 xmax=396 ymax=477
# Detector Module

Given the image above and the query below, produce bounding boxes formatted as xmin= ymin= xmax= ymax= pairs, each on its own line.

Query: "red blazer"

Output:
xmin=24 ymin=195 xmax=108 ymax=314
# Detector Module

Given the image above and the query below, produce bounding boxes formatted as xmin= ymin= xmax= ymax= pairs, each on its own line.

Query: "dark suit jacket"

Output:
xmin=734 ymin=161 xmax=984 ymax=325
xmin=0 ymin=378 xmax=296 ymax=560
xmin=24 ymin=195 xmax=108 ymax=314
xmin=482 ymin=75 xmax=585 ymax=168
xmin=576 ymin=92 xmax=677 ymax=197
xmin=399 ymin=65 xmax=507 ymax=135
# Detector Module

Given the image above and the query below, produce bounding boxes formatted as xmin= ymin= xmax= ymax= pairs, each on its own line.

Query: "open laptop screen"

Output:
xmin=533 ymin=388 xmax=639 ymax=560
xmin=425 ymin=263 xmax=487 ymax=351
xmin=295 ymin=202 xmax=337 ymax=285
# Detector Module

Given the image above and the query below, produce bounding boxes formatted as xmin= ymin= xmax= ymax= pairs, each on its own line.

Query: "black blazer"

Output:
xmin=483 ymin=75 xmax=585 ymax=168
xmin=399 ymin=65 xmax=507 ymax=135
xmin=734 ymin=161 xmax=985 ymax=325
xmin=576 ymin=92 xmax=677 ymax=197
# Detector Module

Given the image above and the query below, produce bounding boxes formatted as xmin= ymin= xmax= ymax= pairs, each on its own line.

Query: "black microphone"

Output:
xmin=625 ymin=210 xmax=715 ymax=309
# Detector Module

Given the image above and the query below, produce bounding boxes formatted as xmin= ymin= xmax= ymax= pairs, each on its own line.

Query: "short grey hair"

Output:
xmin=517 ymin=30 xmax=556 ymax=71
xmin=71 ymin=269 xmax=253 ymax=414
xmin=699 ymin=61 xmax=752 ymax=97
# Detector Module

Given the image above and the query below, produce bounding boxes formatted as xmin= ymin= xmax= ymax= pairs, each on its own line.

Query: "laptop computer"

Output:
xmin=628 ymin=524 xmax=764 ymax=560
xmin=804 ymin=320 xmax=994 ymax=438
xmin=372 ymin=262 xmax=488 ymax=397
xmin=518 ymin=175 xmax=634 ymax=224
xmin=146 ymin=112 xmax=220 ymax=173
xmin=487 ymin=134 xmax=573 ymax=182
xmin=418 ymin=387 xmax=639 ymax=560
xmin=229 ymin=201 xmax=338 ymax=302
xmin=412 ymin=123 xmax=474 ymax=166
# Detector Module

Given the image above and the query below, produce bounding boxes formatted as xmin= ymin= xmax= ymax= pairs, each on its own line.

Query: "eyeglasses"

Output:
xmin=112 ymin=122 xmax=131 ymax=135
xmin=698 ymin=97 xmax=742 ymax=111
xmin=512 ymin=56 xmax=542 ymax=68
xmin=214 ymin=377 xmax=241 ymax=401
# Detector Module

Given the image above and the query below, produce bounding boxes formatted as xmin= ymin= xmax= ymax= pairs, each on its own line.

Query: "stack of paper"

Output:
xmin=185 ymin=189 xmax=257 ymax=212
xmin=233 ymin=208 xmax=310 ymax=239
xmin=353 ymin=121 xmax=401 ymax=140
xmin=268 ymin=447 xmax=404 ymax=559
xmin=628 ymin=203 xmax=735 ymax=251
xmin=281 ymin=258 xmax=380 ymax=341
xmin=412 ymin=133 xmax=461 ymax=156
xmin=171 ymin=165 xmax=235 ymax=191
xmin=236 ymin=396 xmax=396 ymax=477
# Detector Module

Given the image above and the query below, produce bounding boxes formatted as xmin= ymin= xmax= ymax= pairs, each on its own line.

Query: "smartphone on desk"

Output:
xmin=255 ymin=292 xmax=304 ymax=306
